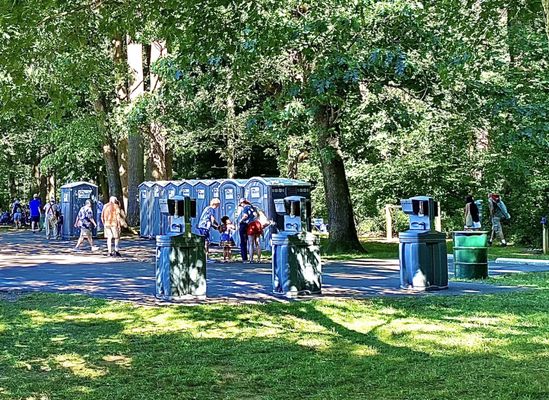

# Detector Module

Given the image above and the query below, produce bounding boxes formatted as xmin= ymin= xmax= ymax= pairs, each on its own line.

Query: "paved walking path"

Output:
xmin=1 ymin=230 xmax=548 ymax=305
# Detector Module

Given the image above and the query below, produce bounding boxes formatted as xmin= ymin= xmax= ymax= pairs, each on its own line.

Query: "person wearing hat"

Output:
xmin=488 ymin=193 xmax=510 ymax=246
xmin=197 ymin=198 xmax=221 ymax=262
xmin=43 ymin=196 xmax=60 ymax=239
xmin=73 ymin=199 xmax=98 ymax=251
xmin=28 ymin=194 xmax=42 ymax=233
xmin=237 ymin=198 xmax=256 ymax=262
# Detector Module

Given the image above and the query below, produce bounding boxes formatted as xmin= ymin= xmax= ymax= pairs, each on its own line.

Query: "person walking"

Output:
xmin=101 ymin=196 xmax=122 ymax=257
xmin=197 ymin=198 xmax=221 ymax=262
xmin=29 ymin=194 xmax=42 ymax=233
xmin=464 ymin=195 xmax=481 ymax=230
xmin=12 ymin=199 xmax=23 ymax=229
xmin=488 ymin=193 xmax=510 ymax=246
xmin=237 ymin=198 xmax=253 ymax=262
xmin=43 ymin=197 xmax=59 ymax=240
xmin=73 ymin=200 xmax=98 ymax=251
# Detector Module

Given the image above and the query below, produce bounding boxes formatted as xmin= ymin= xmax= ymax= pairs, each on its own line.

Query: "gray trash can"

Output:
xmin=272 ymin=231 xmax=321 ymax=296
xmin=399 ymin=196 xmax=448 ymax=290
xmin=156 ymin=234 xmax=206 ymax=300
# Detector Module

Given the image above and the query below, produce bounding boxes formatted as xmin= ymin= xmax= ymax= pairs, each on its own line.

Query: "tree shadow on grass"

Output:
xmin=0 ymin=292 xmax=547 ymax=399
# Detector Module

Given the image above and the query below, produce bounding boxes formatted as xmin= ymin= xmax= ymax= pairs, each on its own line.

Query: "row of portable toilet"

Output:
xmin=138 ymin=177 xmax=311 ymax=249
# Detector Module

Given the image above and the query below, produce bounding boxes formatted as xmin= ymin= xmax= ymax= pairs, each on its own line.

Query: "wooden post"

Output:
xmin=386 ymin=205 xmax=392 ymax=240
xmin=435 ymin=202 xmax=442 ymax=232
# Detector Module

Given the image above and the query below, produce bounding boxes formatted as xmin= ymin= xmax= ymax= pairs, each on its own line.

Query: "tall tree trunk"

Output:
xmin=47 ymin=172 xmax=55 ymax=200
xmin=7 ymin=168 xmax=17 ymax=201
xmin=543 ymin=0 xmax=549 ymax=43
xmin=315 ymin=105 xmax=363 ymax=253
xmin=97 ymin=168 xmax=109 ymax=202
xmin=114 ymin=35 xmax=129 ymax=209
xmin=147 ymin=41 xmax=170 ymax=180
xmin=94 ymin=95 xmax=123 ymax=200
xmin=127 ymin=37 xmax=145 ymax=226
xmin=225 ymin=95 xmax=237 ymax=178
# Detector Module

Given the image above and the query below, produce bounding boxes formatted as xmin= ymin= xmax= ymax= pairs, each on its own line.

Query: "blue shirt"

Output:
xmin=198 ymin=206 xmax=216 ymax=229
xmin=29 ymin=199 xmax=41 ymax=217
xmin=238 ymin=205 xmax=257 ymax=224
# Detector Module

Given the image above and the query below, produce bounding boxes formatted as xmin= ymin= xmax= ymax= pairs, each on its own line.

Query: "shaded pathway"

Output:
xmin=1 ymin=230 xmax=547 ymax=304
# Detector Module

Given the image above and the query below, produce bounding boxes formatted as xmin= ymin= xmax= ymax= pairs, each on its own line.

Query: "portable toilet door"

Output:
xmin=218 ymin=179 xmax=246 ymax=246
xmin=160 ymin=181 xmax=180 ymax=235
xmin=151 ymin=181 xmax=169 ymax=237
xmin=60 ymin=181 xmax=98 ymax=239
xmin=244 ymin=177 xmax=274 ymax=250
xmin=138 ymin=182 xmax=154 ymax=238
xmin=177 ymin=179 xmax=198 ymax=232
xmin=193 ymin=179 xmax=218 ymax=237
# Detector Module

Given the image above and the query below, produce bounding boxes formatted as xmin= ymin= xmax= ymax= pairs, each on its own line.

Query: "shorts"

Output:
xmin=104 ymin=226 xmax=120 ymax=239
xmin=246 ymin=220 xmax=263 ymax=236
xmin=198 ymin=228 xmax=210 ymax=243
xmin=13 ymin=212 xmax=22 ymax=222
xmin=491 ymin=217 xmax=502 ymax=233
xmin=30 ymin=215 xmax=40 ymax=223
xmin=80 ymin=227 xmax=93 ymax=239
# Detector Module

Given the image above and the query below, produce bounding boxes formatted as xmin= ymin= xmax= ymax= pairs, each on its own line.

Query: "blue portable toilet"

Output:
xmin=177 ymin=180 xmax=198 ymax=233
xmin=177 ymin=180 xmax=196 ymax=198
xmin=139 ymin=181 xmax=155 ymax=238
xmin=244 ymin=177 xmax=311 ymax=249
xmin=150 ymin=181 xmax=170 ymax=237
xmin=60 ymin=182 xmax=98 ymax=239
xmin=192 ymin=179 xmax=220 ymax=237
xmin=216 ymin=179 xmax=246 ymax=245
xmin=160 ymin=181 xmax=181 ymax=235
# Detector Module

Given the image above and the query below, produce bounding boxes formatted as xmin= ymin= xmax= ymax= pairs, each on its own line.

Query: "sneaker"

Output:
xmin=72 ymin=247 xmax=81 ymax=252
xmin=91 ymin=246 xmax=99 ymax=251
xmin=114 ymin=251 xmax=122 ymax=257
xmin=501 ymin=242 xmax=507 ymax=247
xmin=488 ymin=240 xmax=493 ymax=247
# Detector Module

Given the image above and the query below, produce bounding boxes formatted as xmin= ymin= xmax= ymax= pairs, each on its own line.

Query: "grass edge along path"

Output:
xmin=0 ymin=272 xmax=548 ymax=400
xmin=321 ymin=237 xmax=549 ymax=261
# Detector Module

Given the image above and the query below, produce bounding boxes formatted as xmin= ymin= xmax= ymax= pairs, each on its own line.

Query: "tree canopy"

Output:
xmin=1 ymin=0 xmax=548 ymax=246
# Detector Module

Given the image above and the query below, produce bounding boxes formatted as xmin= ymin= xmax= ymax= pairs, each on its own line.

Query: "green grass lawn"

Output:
xmin=321 ymin=237 xmax=549 ymax=262
xmin=1 ymin=272 xmax=548 ymax=399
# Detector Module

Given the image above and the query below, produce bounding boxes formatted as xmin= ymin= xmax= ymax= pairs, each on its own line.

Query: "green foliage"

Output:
xmin=1 ymin=0 xmax=548 ymax=242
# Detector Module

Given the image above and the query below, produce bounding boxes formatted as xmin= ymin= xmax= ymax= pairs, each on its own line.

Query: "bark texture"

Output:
xmin=316 ymin=105 xmax=363 ymax=253
xmin=543 ymin=0 xmax=549 ymax=43
xmin=94 ymin=96 xmax=123 ymax=200
xmin=126 ymin=37 xmax=145 ymax=225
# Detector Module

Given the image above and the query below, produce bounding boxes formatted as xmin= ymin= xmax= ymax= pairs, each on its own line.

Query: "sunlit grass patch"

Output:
xmin=0 ymin=274 xmax=548 ymax=399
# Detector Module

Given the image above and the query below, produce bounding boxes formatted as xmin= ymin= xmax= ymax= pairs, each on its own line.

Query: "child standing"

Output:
xmin=219 ymin=216 xmax=235 ymax=262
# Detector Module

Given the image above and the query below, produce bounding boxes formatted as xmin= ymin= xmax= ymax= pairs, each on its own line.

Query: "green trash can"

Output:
xmin=453 ymin=231 xmax=489 ymax=279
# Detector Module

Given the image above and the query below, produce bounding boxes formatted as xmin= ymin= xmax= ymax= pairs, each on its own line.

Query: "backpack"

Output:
xmin=494 ymin=200 xmax=511 ymax=220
